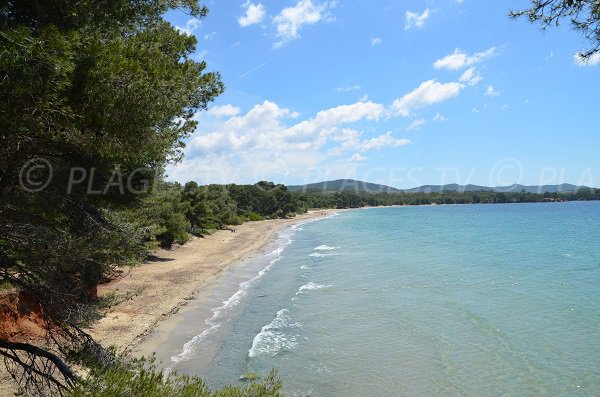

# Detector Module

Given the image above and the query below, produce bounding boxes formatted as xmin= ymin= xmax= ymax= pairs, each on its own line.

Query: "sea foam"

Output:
xmin=309 ymin=252 xmax=340 ymax=257
xmin=170 ymin=229 xmax=295 ymax=364
xmin=314 ymin=244 xmax=340 ymax=251
xmin=296 ymin=282 xmax=332 ymax=294
xmin=248 ymin=309 xmax=301 ymax=358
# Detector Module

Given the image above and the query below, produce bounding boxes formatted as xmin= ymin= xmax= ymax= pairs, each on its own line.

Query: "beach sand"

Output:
xmin=0 ymin=211 xmax=334 ymax=396
xmin=88 ymin=210 xmax=331 ymax=353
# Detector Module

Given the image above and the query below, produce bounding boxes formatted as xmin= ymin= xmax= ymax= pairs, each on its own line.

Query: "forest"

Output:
xmin=134 ymin=181 xmax=600 ymax=249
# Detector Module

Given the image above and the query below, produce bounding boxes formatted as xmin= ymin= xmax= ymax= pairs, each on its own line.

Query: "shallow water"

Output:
xmin=163 ymin=202 xmax=600 ymax=396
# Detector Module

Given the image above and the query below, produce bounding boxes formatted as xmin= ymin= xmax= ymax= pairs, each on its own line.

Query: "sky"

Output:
xmin=164 ymin=0 xmax=600 ymax=189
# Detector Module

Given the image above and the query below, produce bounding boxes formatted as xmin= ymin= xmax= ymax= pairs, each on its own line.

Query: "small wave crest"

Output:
xmin=170 ymin=230 xmax=295 ymax=364
xmin=309 ymin=252 xmax=340 ymax=258
xmin=248 ymin=309 xmax=301 ymax=358
xmin=314 ymin=244 xmax=340 ymax=251
xmin=296 ymin=282 xmax=332 ymax=295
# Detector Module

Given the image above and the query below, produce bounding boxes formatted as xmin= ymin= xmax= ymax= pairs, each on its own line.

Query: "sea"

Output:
xmin=154 ymin=202 xmax=600 ymax=396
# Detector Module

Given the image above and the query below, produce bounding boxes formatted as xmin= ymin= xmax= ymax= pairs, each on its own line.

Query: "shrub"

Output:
xmin=70 ymin=356 xmax=283 ymax=397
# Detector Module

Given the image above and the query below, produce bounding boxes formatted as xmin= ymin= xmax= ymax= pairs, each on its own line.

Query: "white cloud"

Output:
xmin=336 ymin=85 xmax=361 ymax=92
xmin=574 ymin=52 xmax=600 ymax=67
xmin=501 ymin=104 xmax=509 ymax=110
xmin=329 ymin=129 xmax=410 ymax=156
xmin=238 ymin=2 xmax=266 ymax=27
xmin=348 ymin=153 xmax=367 ymax=162
xmin=171 ymin=99 xmax=410 ymax=184
xmin=405 ymin=8 xmax=430 ymax=31
xmin=175 ymin=18 xmax=202 ymax=35
xmin=433 ymin=47 xmax=496 ymax=70
xmin=432 ymin=113 xmax=447 ymax=122
xmin=188 ymin=100 xmax=388 ymax=157
xmin=195 ymin=49 xmax=208 ymax=60
xmin=360 ymin=131 xmax=410 ymax=150
xmin=406 ymin=118 xmax=426 ymax=131
xmin=273 ymin=0 xmax=336 ymax=48
xmin=392 ymin=80 xmax=464 ymax=117
xmin=485 ymin=85 xmax=500 ymax=96
xmin=204 ymin=31 xmax=217 ymax=40
xmin=208 ymin=104 xmax=241 ymax=117
xmin=371 ymin=37 xmax=382 ymax=46
xmin=471 ymin=107 xmax=480 ymax=113
xmin=283 ymin=101 xmax=385 ymax=143
xmin=459 ymin=67 xmax=482 ymax=86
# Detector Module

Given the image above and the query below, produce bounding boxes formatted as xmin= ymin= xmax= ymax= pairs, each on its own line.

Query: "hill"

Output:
xmin=286 ymin=179 xmax=400 ymax=193
xmin=287 ymin=180 xmax=589 ymax=194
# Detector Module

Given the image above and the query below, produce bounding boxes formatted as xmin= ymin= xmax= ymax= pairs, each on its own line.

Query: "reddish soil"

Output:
xmin=0 ymin=290 xmax=47 ymax=342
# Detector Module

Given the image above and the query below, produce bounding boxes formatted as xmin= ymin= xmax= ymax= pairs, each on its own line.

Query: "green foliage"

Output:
xmin=124 ymin=181 xmax=191 ymax=248
xmin=293 ymin=188 xmax=600 ymax=209
xmin=239 ymin=372 xmax=261 ymax=381
xmin=0 ymin=0 xmax=223 ymax=394
xmin=70 ymin=356 xmax=282 ymax=397
xmin=510 ymin=0 xmax=600 ymax=60
xmin=242 ymin=212 xmax=264 ymax=222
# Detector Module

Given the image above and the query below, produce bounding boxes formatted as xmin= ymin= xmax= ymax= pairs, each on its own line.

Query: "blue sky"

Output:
xmin=165 ymin=0 xmax=600 ymax=189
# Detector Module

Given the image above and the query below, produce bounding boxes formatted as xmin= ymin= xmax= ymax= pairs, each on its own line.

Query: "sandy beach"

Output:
xmin=88 ymin=210 xmax=332 ymax=352
xmin=0 ymin=211 xmax=334 ymax=397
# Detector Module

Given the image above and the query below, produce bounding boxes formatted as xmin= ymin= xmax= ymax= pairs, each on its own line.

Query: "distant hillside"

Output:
xmin=287 ymin=180 xmax=589 ymax=194
xmin=287 ymin=179 xmax=400 ymax=193
xmin=404 ymin=183 xmax=587 ymax=194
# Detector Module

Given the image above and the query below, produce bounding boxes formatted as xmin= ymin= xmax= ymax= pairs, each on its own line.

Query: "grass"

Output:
xmin=239 ymin=372 xmax=261 ymax=381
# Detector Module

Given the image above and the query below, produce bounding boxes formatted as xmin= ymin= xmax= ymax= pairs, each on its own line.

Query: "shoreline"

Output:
xmin=88 ymin=210 xmax=340 ymax=354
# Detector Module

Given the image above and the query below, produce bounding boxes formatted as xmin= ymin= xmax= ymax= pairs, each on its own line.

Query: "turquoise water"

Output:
xmin=167 ymin=202 xmax=600 ymax=396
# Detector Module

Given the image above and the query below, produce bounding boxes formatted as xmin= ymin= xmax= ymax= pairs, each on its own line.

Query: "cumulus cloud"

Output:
xmin=405 ymin=9 xmax=430 ymax=30
xmin=208 ymin=104 xmax=241 ymax=117
xmin=170 ymin=99 xmax=412 ymax=184
xmin=188 ymin=100 xmax=388 ymax=158
xmin=175 ymin=18 xmax=202 ymax=35
xmin=371 ymin=37 xmax=382 ymax=46
xmin=434 ymin=47 xmax=496 ymax=70
xmin=238 ymin=2 xmax=266 ymax=27
xmin=406 ymin=118 xmax=426 ymax=131
xmin=432 ymin=113 xmax=447 ymax=122
xmin=574 ymin=52 xmax=600 ymax=67
xmin=459 ymin=67 xmax=482 ymax=86
xmin=168 ymin=70 xmax=486 ymax=184
xmin=348 ymin=153 xmax=368 ymax=162
xmin=485 ymin=85 xmax=500 ymax=97
xmin=392 ymin=80 xmax=464 ymax=117
xmin=329 ymin=129 xmax=410 ymax=156
xmin=204 ymin=31 xmax=217 ymax=40
xmin=282 ymin=101 xmax=385 ymax=144
xmin=273 ymin=0 xmax=336 ymax=48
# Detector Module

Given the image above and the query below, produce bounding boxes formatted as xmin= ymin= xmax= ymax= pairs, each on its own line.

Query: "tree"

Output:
xmin=510 ymin=0 xmax=600 ymax=61
xmin=129 ymin=181 xmax=191 ymax=248
xmin=0 ymin=0 xmax=223 ymax=394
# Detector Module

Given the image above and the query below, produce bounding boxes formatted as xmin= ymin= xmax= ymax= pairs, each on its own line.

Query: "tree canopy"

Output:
xmin=510 ymin=0 xmax=600 ymax=61
xmin=0 ymin=0 xmax=224 ymax=394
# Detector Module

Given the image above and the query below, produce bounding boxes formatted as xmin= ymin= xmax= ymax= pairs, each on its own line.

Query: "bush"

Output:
xmin=242 ymin=212 xmax=263 ymax=222
xmin=70 ymin=356 xmax=283 ymax=397
xmin=227 ymin=216 xmax=244 ymax=226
